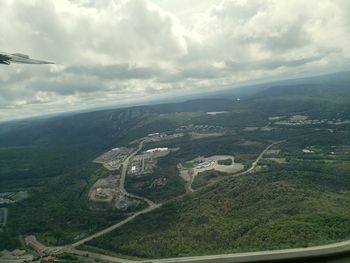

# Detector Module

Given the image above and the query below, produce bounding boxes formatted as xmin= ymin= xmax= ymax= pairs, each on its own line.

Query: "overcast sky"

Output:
xmin=0 ymin=0 xmax=349 ymax=120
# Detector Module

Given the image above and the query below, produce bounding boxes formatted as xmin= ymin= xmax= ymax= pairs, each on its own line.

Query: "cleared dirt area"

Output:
xmin=206 ymin=111 xmax=228 ymax=115
xmin=178 ymin=167 xmax=191 ymax=182
xmin=178 ymin=155 xmax=244 ymax=192
xmin=177 ymin=165 xmax=193 ymax=193
xmin=89 ymin=176 xmax=120 ymax=203
xmin=191 ymin=155 xmax=244 ymax=176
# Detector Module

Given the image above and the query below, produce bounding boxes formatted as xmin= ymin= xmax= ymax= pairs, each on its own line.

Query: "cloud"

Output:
xmin=225 ymin=55 xmax=326 ymax=71
xmin=66 ymin=64 xmax=160 ymax=80
xmin=0 ymin=0 xmax=349 ymax=119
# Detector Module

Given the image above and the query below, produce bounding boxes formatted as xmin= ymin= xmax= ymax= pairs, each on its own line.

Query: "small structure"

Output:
xmin=131 ymin=166 xmax=137 ymax=174
xmin=302 ymin=149 xmax=314 ymax=153
xmin=148 ymin=133 xmax=160 ymax=137
xmin=146 ymin=147 xmax=169 ymax=153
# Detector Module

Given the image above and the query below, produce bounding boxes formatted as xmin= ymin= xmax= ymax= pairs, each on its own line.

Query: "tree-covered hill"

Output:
xmin=0 ymin=71 xmax=349 ymax=253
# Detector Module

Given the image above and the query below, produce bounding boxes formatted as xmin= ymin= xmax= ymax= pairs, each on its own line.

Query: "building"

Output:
xmin=146 ymin=147 xmax=169 ymax=153
xmin=131 ymin=166 xmax=136 ymax=174
xmin=302 ymin=149 xmax=313 ymax=153
xmin=147 ymin=133 xmax=160 ymax=137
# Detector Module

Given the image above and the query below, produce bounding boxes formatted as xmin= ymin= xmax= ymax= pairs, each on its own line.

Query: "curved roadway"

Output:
xmin=44 ymin=140 xmax=350 ymax=263
xmin=119 ymin=140 xmax=155 ymax=207
xmin=70 ymin=140 xmax=158 ymax=248
xmin=68 ymin=142 xmax=279 ymax=251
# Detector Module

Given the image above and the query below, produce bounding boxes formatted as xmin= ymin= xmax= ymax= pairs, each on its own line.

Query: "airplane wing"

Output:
xmin=0 ymin=52 xmax=54 ymax=65
xmin=0 ymin=53 xmax=11 ymax=65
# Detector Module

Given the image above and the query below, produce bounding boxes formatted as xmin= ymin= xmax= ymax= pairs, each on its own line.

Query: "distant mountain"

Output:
xmin=1 ymin=71 xmax=349 ymax=149
xmin=208 ymin=70 xmax=350 ymax=99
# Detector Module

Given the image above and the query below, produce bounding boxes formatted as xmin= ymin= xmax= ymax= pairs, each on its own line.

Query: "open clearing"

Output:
xmin=191 ymin=155 xmax=244 ymax=176
xmin=178 ymin=155 xmax=244 ymax=193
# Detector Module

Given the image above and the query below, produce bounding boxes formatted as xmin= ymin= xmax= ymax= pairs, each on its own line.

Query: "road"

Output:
xmin=24 ymin=139 xmax=350 ymax=262
xmin=70 ymin=203 xmax=161 ymax=248
xmin=119 ymin=140 xmax=155 ymax=206
xmin=234 ymin=141 xmax=280 ymax=176
xmin=186 ymin=142 xmax=279 ymax=193
xmin=43 ymin=139 xmax=350 ymax=263
xmin=68 ymin=141 xmax=282 ymax=254
xmin=119 ymin=141 xmax=144 ymax=195
xmin=71 ymin=140 xmax=158 ymax=248
xmin=185 ymin=170 xmax=195 ymax=194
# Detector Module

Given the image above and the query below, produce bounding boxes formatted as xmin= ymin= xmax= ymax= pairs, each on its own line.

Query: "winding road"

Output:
xmin=185 ymin=142 xmax=280 ymax=194
xmin=233 ymin=141 xmax=281 ymax=176
xmin=119 ymin=140 xmax=155 ymax=207
xmin=67 ymin=141 xmax=279 ymax=252
xmin=71 ymin=140 xmax=158 ymax=248
xmin=70 ymin=203 xmax=161 ymax=248
xmin=37 ymin=140 xmax=349 ymax=263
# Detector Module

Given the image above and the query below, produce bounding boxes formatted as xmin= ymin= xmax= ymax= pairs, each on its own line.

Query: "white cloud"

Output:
xmin=0 ymin=0 xmax=349 ymax=119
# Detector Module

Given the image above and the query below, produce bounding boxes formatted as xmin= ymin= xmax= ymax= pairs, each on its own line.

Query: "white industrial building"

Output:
xmin=146 ymin=147 xmax=169 ymax=153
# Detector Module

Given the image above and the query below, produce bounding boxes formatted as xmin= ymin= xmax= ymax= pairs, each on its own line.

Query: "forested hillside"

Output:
xmin=0 ymin=72 xmax=349 ymax=256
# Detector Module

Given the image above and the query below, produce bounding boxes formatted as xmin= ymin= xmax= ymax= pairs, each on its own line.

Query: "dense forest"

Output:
xmin=0 ymin=72 xmax=350 ymax=257
xmin=87 ymin=146 xmax=350 ymax=258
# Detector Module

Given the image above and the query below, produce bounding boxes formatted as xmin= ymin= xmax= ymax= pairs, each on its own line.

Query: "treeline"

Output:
xmin=1 ymin=165 xmax=127 ymax=248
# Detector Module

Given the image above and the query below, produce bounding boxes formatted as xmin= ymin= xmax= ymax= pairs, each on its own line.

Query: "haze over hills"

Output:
xmin=0 ymin=71 xmax=350 ymax=261
xmin=1 ymin=70 xmax=349 ymax=125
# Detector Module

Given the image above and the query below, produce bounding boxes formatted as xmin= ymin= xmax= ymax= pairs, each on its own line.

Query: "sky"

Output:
xmin=0 ymin=0 xmax=350 ymax=120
